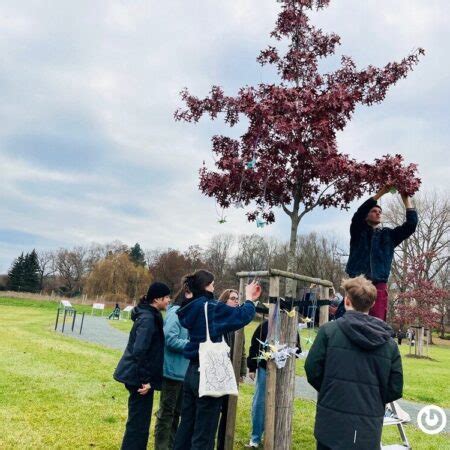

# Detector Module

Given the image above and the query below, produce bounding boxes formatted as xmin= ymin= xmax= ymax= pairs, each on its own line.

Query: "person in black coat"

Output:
xmin=114 ymin=282 xmax=171 ymax=450
xmin=345 ymin=186 xmax=418 ymax=321
xmin=305 ymin=276 xmax=403 ymax=450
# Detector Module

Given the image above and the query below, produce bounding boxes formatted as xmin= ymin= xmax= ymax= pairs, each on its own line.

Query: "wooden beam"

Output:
xmin=236 ymin=270 xmax=270 ymax=278
xmin=224 ymin=277 xmax=246 ymax=450
xmin=264 ymin=276 xmax=279 ymax=450
xmin=269 ymin=268 xmax=333 ymax=287
xmin=275 ymin=279 xmax=297 ymax=449
xmin=319 ymin=285 xmax=330 ymax=327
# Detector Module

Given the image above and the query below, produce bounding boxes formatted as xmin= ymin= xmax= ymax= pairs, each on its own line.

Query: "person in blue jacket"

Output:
xmin=154 ymin=278 xmax=192 ymax=450
xmin=173 ymin=270 xmax=261 ymax=450
xmin=114 ymin=282 xmax=171 ymax=450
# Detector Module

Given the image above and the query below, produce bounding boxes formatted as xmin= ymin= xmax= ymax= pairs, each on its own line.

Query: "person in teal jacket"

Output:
xmin=154 ymin=282 xmax=191 ymax=450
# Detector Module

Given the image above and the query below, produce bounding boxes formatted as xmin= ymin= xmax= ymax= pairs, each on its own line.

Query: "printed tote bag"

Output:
xmin=198 ymin=301 xmax=239 ymax=398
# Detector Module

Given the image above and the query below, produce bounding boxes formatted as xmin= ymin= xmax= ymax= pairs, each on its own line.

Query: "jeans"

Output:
xmin=154 ymin=377 xmax=184 ymax=450
xmin=250 ymin=367 xmax=266 ymax=444
xmin=121 ymin=385 xmax=154 ymax=450
xmin=173 ymin=362 xmax=223 ymax=450
xmin=369 ymin=282 xmax=388 ymax=321
xmin=216 ymin=395 xmax=229 ymax=450
xmin=317 ymin=442 xmax=331 ymax=450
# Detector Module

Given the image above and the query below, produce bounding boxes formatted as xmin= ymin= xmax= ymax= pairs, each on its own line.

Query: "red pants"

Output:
xmin=369 ymin=282 xmax=388 ymax=321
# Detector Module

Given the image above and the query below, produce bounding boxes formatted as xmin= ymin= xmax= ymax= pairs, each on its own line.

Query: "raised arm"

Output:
xmin=391 ymin=193 xmax=418 ymax=247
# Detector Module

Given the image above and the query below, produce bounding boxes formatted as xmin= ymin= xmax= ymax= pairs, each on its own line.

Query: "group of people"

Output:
xmin=114 ymin=270 xmax=261 ymax=450
xmin=113 ymin=186 xmax=417 ymax=450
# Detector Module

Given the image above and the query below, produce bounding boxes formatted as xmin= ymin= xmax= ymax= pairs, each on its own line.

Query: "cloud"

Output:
xmin=0 ymin=0 xmax=448 ymax=272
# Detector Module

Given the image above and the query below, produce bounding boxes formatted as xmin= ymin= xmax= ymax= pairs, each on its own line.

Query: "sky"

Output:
xmin=1 ymin=0 xmax=449 ymax=272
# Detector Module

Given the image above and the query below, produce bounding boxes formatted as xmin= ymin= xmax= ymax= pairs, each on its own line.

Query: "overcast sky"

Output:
xmin=1 ymin=0 xmax=448 ymax=272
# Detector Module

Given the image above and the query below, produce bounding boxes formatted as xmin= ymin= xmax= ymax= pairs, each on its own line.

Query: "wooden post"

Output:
xmin=275 ymin=279 xmax=297 ymax=449
xmin=264 ymin=276 xmax=279 ymax=450
xmin=319 ymin=285 xmax=330 ymax=327
xmin=224 ymin=277 xmax=246 ymax=450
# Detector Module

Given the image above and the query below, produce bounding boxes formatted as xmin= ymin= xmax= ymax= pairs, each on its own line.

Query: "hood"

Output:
xmin=177 ymin=295 xmax=213 ymax=329
xmin=337 ymin=310 xmax=394 ymax=350
xmin=130 ymin=303 xmax=155 ymax=322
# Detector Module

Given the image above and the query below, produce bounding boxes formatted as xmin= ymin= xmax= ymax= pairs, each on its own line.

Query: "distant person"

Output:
xmin=108 ymin=303 xmax=121 ymax=320
xmin=154 ymin=279 xmax=192 ymax=450
xmin=305 ymin=276 xmax=403 ymax=450
xmin=173 ymin=270 xmax=260 ymax=450
xmin=216 ymin=288 xmax=248 ymax=450
xmin=345 ymin=186 xmax=418 ymax=321
xmin=114 ymin=282 xmax=171 ymax=450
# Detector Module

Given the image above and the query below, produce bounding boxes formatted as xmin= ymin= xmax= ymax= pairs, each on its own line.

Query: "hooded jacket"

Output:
xmin=345 ymin=197 xmax=418 ymax=283
xmin=113 ymin=303 xmax=164 ymax=390
xmin=163 ymin=304 xmax=189 ymax=381
xmin=177 ymin=291 xmax=256 ymax=362
xmin=305 ymin=310 xmax=403 ymax=450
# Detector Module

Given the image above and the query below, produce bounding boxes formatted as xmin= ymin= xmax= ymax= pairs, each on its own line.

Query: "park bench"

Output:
xmin=91 ymin=302 xmax=105 ymax=316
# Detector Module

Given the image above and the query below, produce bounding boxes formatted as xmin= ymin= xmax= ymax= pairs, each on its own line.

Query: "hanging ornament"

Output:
xmin=233 ymin=200 xmax=245 ymax=209
xmin=246 ymin=158 xmax=257 ymax=169
xmin=390 ymin=187 xmax=397 ymax=194
xmin=256 ymin=217 xmax=266 ymax=228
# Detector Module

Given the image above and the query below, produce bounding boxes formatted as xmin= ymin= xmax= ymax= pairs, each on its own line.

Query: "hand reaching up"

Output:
xmin=245 ymin=280 xmax=262 ymax=302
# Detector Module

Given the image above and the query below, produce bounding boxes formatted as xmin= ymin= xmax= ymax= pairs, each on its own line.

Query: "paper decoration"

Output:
xmin=246 ymin=158 xmax=257 ymax=169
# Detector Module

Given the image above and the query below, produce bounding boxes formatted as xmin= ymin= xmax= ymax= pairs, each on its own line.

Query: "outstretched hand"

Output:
xmin=401 ymin=192 xmax=413 ymax=208
xmin=245 ymin=280 xmax=262 ymax=302
xmin=373 ymin=185 xmax=392 ymax=200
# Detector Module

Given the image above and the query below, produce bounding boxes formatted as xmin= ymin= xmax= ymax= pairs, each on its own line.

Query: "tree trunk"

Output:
xmin=274 ymin=214 xmax=300 ymax=449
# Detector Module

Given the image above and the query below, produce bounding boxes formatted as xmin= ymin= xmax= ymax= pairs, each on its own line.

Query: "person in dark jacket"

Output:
xmin=245 ymin=319 xmax=302 ymax=448
xmin=173 ymin=270 xmax=260 ymax=450
xmin=114 ymin=282 xmax=171 ymax=450
xmin=216 ymin=288 xmax=248 ymax=450
xmin=305 ymin=276 xmax=403 ymax=450
xmin=345 ymin=186 xmax=418 ymax=321
xmin=154 ymin=279 xmax=192 ymax=450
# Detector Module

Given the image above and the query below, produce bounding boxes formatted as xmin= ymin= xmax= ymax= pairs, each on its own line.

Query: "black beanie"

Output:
xmin=146 ymin=282 xmax=171 ymax=301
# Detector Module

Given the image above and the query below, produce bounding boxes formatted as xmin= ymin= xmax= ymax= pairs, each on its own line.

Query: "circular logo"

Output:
xmin=417 ymin=405 xmax=447 ymax=435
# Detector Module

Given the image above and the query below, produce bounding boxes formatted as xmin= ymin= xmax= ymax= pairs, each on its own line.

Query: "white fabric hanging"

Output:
xmin=198 ymin=301 xmax=239 ymax=398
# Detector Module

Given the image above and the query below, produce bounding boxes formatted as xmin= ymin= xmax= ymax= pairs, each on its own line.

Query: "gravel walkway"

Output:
xmin=56 ymin=315 xmax=449 ymax=433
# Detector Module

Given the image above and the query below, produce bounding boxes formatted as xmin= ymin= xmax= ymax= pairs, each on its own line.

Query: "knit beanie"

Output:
xmin=146 ymin=282 xmax=171 ymax=301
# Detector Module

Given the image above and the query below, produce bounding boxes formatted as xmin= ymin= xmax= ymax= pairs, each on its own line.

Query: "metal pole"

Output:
xmin=54 ymin=308 xmax=61 ymax=331
xmin=79 ymin=312 xmax=85 ymax=334
xmin=62 ymin=309 xmax=68 ymax=333
xmin=71 ymin=310 xmax=77 ymax=332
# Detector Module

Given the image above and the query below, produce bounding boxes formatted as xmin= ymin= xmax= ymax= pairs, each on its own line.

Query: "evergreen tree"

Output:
xmin=7 ymin=253 xmax=25 ymax=291
xmin=23 ymin=250 xmax=40 ymax=293
xmin=129 ymin=243 xmax=146 ymax=267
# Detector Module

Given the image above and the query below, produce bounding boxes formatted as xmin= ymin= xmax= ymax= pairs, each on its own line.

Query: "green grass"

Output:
xmin=0 ymin=297 xmax=448 ymax=449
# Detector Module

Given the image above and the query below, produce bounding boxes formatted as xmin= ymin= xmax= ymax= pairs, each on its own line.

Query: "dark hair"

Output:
xmin=185 ymin=269 xmax=215 ymax=298
xmin=173 ymin=276 xmax=191 ymax=307
xmin=138 ymin=294 xmax=149 ymax=306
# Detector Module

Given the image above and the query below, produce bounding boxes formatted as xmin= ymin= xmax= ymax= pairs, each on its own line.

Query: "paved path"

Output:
xmin=57 ymin=316 xmax=450 ymax=433
xmin=57 ymin=315 xmax=128 ymax=350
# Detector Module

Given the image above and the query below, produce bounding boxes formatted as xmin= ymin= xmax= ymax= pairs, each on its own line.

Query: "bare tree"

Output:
xmin=36 ymin=250 xmax=56 ymax=291
xmin=204 ymin=234 xmax=234 ymax=281
xmin=55 ymin=247 xmax=89 ymax=296
xmin=383 ymin=191 xmax=449 ymax=326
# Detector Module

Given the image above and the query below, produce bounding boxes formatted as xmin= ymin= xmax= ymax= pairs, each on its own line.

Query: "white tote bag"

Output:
xmin=198 ymin=302 xmax=239 ymax=398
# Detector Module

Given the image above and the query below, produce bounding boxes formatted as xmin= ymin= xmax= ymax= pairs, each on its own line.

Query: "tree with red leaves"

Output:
xmin=175 ymin=0 xmax=423 ymax=277
xmin=395 ymin=253 xmax=447 ymax=331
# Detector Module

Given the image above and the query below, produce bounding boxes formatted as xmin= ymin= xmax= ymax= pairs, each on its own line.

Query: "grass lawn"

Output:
xmin=0 ymin=297 xmax=448 ymax=449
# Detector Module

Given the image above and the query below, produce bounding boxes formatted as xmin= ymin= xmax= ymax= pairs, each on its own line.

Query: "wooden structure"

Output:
xmin=224 ymin=268 xmax=333 ymax=450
